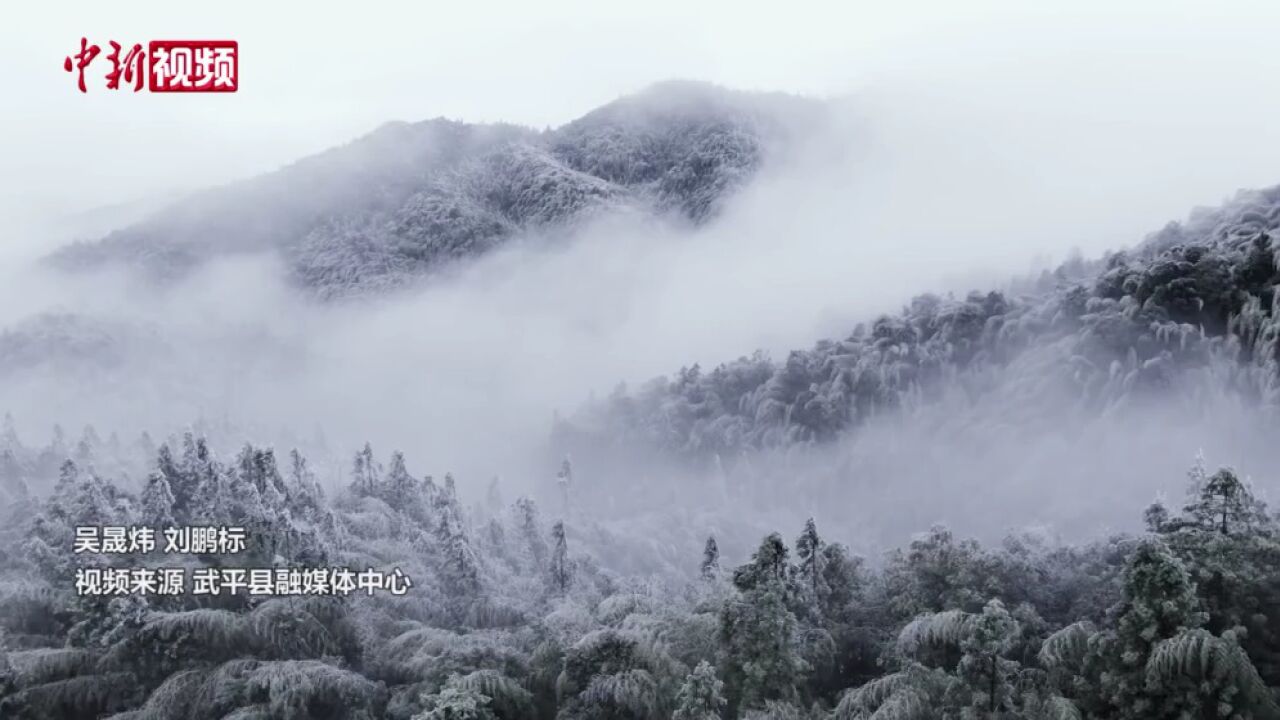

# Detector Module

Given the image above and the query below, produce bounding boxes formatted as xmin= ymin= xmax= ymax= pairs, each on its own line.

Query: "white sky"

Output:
xmin=3 ymin=0 xmax=1280 ymax=253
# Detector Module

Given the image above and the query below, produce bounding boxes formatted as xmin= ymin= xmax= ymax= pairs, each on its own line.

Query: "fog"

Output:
xmin=7 ymin=0 xmax=1280 ymax=233
xmin=4 ymin=1 xmax=1280 ymax=555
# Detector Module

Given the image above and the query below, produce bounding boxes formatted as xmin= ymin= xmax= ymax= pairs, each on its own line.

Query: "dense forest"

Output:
xmin=5 ymin=80 xmax=1280 ymax=719
xmin=558 ymin=185 xmax=1280 ymax=460
xmin=0 ymin=421 xmax=1278 ymax=719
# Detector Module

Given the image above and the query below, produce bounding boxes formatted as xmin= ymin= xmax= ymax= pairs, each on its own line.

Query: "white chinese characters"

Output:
xmin=149 ymin=41 xmax=238 ymax=92
xmin=73 ymin=525 xmax=243 ymax=554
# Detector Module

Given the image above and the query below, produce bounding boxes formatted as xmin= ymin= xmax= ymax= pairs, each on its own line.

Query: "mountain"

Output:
xmin=556 ymin=185 xmax=1280 ymax=459
xmin=48 ymin=81 xmax=822 ymax=299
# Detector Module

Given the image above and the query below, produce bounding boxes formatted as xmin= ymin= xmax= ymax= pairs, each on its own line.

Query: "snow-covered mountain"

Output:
xmin=560 ymin=185 xmax=1280 ymax=460
xmin=49 ymin=81 xmax=821 ymax=298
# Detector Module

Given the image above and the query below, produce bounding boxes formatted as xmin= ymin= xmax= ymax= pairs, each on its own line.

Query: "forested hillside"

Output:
xmin=558 ymin=186 xmax=1280 ymax=459
xmin=1 ymin=422 xmax=1278 ymax=719
xmin=48 ymin=82 xmax=818 ymax=299
xmin=7 ymin=69 xmax=1280 ymax=719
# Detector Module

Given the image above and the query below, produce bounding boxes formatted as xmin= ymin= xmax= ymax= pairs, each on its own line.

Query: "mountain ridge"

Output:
xmin=555 ymin=184 xmax=1280 ymax=461
xmin=49 ymin=81 xmax=824 ymax=299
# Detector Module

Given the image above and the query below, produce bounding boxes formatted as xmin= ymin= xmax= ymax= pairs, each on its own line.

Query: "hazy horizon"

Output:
xmin=6 ymin=0 xmax=1280 ymax=253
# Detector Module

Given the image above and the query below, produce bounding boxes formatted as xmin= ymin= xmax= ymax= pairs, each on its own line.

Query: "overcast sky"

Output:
xmin=4 ymin=0 xmax=1280 ymax=254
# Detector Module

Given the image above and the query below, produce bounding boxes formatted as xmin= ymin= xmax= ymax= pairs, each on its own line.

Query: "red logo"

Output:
xmin=63 ymin=38 xmax=238 ymax=93
xmin=149 ymin=41 xmax=238 ymax=92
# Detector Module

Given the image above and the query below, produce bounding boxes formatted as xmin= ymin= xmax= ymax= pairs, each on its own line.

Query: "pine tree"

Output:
xmin=1155 ymin=461 xmax=1280 ymax=684
xmin=1102 ymin=539 xmax=1204 ymax=718
xmin=793 ymin=518 xmax=827 ymax=620
xmin=69 ymin=465 xmax=117 ymax=528
xmin=441 ymin=473 xmax=459 ymax=508
xmin=436 ymin=502 xmax=482 ymax=598
xmin=285 ymin=448 xmax=323 ymax=520
xmin=721 ymin=533 xmax=803 ymax=714
xmin=673 ymin=660 xmax=726 ymax=720
xmin=555 ymin=629 xmax=680 ymax=719
xmin=236 ymin=445 xmax=286 ymax=511
xmin=414 ymin=683 xmax=497 ymax=720
xmin=1181 ymin=468 xmax=1269 ymax=536
xmin=432 ymin=472 xmax=467 ymax=539
xmin=188 ymin=445 xmax=231 ymax=526
xmin=881 ymin=524 xmax=992 ymax=620
xmin=420 ymin=473 xmax=440 ymax=517
xmin=701 ymin=535 xmax=721 ymax=580
xmin=165 ymin=433 xmax=217 ymax=521
xmin=287 ymin=447 xmax=310 ymax=491
xmin=1119 ymin=539 xmax=1201 ymax=654
xmin=44 ymin=460 xmax=120 ymax=529
xmin=513 ymin=497 xmax=547 ymax=570
xmin=349 ymin=442 xmax=380 ymax=496
xmin=139 ymin=472 xmax=176 ymax=528
xmin=732 ymin=533 xmax=789 ymax=592
xmin=224 ymin=451 xmax=276 ymax=561
xmin=1143 ymin=498 xmax=1171 ymax=533
xmin=549 ymin=521 xmax=571 ymax=594
xmin=817 ymin=543 xmax=861 ymax=621
xmin=1144 ymin=629 xmax=1279 ymax=719
xmin=957 ymin=599 xmax=1021 ymax=717
xmin=47 ymin=459 xmax=81 ymax=523
xmin=386 ymin=451 xmax=420 ymax=512
xmin=156 ymin=442 xmax=192 ymax=518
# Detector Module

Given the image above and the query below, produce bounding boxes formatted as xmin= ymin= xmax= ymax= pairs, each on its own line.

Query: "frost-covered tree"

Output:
xmin=139 ymin=472 xmax=176 ymax=528
xmin=672 ymin=661 xmax=725 ymax=720
xmin=792 ymin=518 xmax=827 ymax=621
xmin=555 ymin=628 xmax=683 ymax=720
xmin=156 ymin=442 xmax=191 ymax=518
xmin=285 ymin=448 xmax=325 ymax=521
xmin=721 ymin=533 xmax=804 ymax=714
xmin=1143 ymin=497 xmax=1171 ymax=533
xmin=549 ymin=521 xmax=571 ymax=594
xmin=832 ymin=662 xmax=955 ymax=720
xmin=436 ymin=498 xmax=482 ymax=599
xmin=1154 ymin=461 xmax=1280 ymax=684
xmin=5 ymin=428 xmax=1280 ymax=720
xmin=1179 ymin=468 xmax=1269 ymax=536
xmin=882 ymin=525 xmax=995 ymax=620
xmin=47 ymin=460 xmax=117 ymax=528
xmin=956 ymin=599 xmax=1021 ymax=717
xmin=700 ymin=536 xmax=720 ymax=581
xmin=349 ymin=442 xmax=381 ymax=496
xmin=385 ymin=450 xmax=428 ymax=523
xmin=1100 ymin=539 xmax=1204 ymax=718
xmin=414 ymin=683 xmax=497 ymax=720
xmin=512 ymin=497 xmax=548 ymax=570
